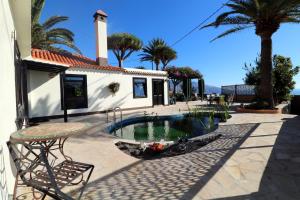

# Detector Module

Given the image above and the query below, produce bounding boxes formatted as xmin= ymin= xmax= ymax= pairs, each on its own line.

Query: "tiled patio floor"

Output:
xmin=15 ymin=102 xmax=300 ymax=199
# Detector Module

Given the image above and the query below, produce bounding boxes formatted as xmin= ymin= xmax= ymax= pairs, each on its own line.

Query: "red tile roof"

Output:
xmin=31 ymin=49 xmax=124 ymax=72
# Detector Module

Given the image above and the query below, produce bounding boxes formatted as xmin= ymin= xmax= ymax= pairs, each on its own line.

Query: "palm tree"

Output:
xmin=107 ymin=33 xmax=142 ymax=67
xmin=203 ymin=0 xmax=300 ymax=108
xmin=161 ymin=46 xmax=177 ymax=70
xmin=140 ymin=38 xmax=166 ymax=70
xmin=32 ymin=0 xmax=81 ymax=54
xmin=140 ymin=38 xmax=177 ymax=71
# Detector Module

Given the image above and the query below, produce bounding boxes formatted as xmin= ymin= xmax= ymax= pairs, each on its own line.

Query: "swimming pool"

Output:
xmin=108 ymin=115 xmax=219 ymax=142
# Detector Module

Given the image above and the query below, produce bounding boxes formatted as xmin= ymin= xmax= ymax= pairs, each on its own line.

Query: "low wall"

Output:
xmin=234 ymin=95 xmax=256 ymax=103
xmin=291 ymin=95 xmax=300 ymax=115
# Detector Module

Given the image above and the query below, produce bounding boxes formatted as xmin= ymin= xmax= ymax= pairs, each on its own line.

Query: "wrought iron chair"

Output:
xmin=7 ymin=141 xmax=94 ymax=200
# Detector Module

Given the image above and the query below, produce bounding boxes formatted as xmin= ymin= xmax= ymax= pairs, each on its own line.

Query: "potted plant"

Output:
xmin=108 ymin=82 xmax=120 ymax=94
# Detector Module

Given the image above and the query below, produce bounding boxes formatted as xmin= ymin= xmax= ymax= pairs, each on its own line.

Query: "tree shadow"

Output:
xmin=68 ymin=123 xmax=259 ymax=199
xmin=213 ymin=115 xmax=300 ymax=200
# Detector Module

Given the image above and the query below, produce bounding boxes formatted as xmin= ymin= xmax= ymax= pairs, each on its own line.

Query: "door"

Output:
xmin=152 ymin=79 xmax=164 ymax=106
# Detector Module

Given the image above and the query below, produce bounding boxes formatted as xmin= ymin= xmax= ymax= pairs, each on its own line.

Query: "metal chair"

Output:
xmin=7 ymin=141 xmax=94 ymax=200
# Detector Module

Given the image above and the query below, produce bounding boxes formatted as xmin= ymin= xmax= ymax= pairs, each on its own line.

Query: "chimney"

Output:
xmin=94 ymin=10 xmax=108 ymax=66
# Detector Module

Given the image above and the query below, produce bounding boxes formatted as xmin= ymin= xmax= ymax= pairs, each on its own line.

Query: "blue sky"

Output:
xmin=41 ymin=0 xmax=300 ymax=88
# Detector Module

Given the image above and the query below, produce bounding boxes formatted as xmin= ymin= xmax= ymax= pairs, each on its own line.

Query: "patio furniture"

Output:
xmin=169 ymin=96 xmax=176 ymax=105
xmin=207 ymin=94 xmax=220 ymax=105
xmin=8 ymin=122 xmax=94 ymax=200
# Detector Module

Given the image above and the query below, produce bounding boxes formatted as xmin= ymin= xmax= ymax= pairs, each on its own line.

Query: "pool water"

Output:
xmin=111 ymin=116 xmax=218 ymax=142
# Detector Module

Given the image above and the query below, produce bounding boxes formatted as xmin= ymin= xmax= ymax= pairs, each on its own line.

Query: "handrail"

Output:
xmin=113 ymin=107 xmax=122 ymax=124
xmin=106 ymin=107 xmax=123 ymax=123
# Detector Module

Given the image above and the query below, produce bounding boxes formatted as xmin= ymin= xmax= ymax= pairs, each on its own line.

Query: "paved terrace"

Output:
xmin=15 ymin=101 xmax=300 ymax=199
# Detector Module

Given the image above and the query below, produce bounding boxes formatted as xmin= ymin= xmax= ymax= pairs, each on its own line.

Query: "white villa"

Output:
xmin=0 ymin=1 xmax=168 ymax=198
xmin=26 ymin=10 xmax=169 ymax=121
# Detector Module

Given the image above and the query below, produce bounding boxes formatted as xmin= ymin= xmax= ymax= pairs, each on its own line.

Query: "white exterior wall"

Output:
xmin=28 ymin=68 xmax=169 ymax=118
xmin=0 ymin=0 xmax=30 ymax=198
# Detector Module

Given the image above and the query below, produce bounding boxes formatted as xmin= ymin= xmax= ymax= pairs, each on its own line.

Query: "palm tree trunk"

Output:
xmin=258 ymin=35 xmax=274 ymax=108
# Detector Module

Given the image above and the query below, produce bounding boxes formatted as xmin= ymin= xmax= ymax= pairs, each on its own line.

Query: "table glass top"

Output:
xmin=10 ymin=122 xmax=92 ymax=142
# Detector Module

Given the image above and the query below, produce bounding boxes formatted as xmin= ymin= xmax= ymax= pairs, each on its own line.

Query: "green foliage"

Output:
xmin=203 ymin=0 xmax=300 ymax=108
xmin=108 ymin=33 xmax=142 ymax=68
xmin=160 ymin=46 xmax=177 ymax=70
xmin=273 ymin=55 xmax=299 ymax=102
xmin=244 ymin=57 xmax=261 ymax=86
xmin=31 ymin=0 xmax=81 ymax=54
xmin=175 ymin=93 xmax=185 ymax=102
xmin=244 ymin=55 xmax=299 ymax=103
xmin=140 ymin=38 xmax=177 ymax=70
xmin=166 ymin=66 xmax=203 ymax=97
xmin=202 ymin=0 xmax=300 ymax=41
xmin=187 ymin=105 xmax=231 ymax=124
xmin=166 ymin=66 xmax=202 ymax=79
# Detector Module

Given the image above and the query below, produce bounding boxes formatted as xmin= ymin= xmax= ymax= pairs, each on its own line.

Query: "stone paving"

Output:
xmin=14 ymin=101 xmax=300 ymax=199
xmin=69 ymin=123 xmax=258 ymax=200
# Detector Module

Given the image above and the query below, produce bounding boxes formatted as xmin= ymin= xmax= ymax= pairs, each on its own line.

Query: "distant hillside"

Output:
xmin=170 ymin=82 xmax=221 ymax=94
xmin=191 ymin=82 xmax=221 ymax=94
xmin=205 ymin=85 xmax=221 ymax=94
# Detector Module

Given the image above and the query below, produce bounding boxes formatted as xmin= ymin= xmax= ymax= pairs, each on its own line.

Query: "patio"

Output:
xmin=15 ymin=101 xmax=300 ymax=199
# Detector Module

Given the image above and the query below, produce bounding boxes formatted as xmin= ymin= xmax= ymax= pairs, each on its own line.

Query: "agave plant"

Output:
xmin=31 ymin=0 xmax=81 ymax=54
xmin=203 ymin=0 xmax=300 ymax=108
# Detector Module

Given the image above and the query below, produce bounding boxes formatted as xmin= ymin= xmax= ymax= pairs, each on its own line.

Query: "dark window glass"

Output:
xmin=62 ymin=74 xmax=88 ymax=109
xmin=133 ymin=78 xmax=147 ymax=98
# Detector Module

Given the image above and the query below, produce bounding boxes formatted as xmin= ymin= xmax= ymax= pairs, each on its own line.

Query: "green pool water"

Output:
xmin=112 ymin=116 xmax=217 ymax=142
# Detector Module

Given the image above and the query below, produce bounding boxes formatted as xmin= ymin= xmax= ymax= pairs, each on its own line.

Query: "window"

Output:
xmin=133 ymin=78 xmax=147 ymax=98
xmin=61 ymin=74 xmax=88 ymax=109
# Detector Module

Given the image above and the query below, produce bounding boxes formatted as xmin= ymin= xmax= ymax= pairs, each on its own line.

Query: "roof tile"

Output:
xmin=31 ymin=49 xmax=123 ymax=72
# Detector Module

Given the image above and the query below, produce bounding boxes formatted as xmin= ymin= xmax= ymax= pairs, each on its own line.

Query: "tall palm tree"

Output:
xmin=140 ymin=38 xmax=166 ymax=70
xmin=203 ymin=0 xmax=300 ymax=108
xmin=161 ymin=46 xmax=177 ymax=70
xmin=31 ymin=0 xmax=81 ymax=54
xmin=140 ymin=38 xmax=177 ymax=71
xmin=107 ymin=33 xmax=142 ymax=67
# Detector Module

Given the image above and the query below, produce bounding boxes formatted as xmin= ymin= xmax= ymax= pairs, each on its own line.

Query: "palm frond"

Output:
xmin=46 ymin=28 xmax=75 ymax=42
xmin=210 ymin=25 xmax=254 ymax=42
xmin=31 ymin=0 xmax=81 ymax=54
xmin=31 ymin=0 xmax=45 ymax=24
xmin=42 ymin=16 xmax=69 ymax=30
xmin=47 ymin=38 xmax=82 ymax=54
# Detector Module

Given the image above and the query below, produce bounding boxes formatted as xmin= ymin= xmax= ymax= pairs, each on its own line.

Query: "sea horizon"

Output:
xmin=292 ymin=89 xmax=300 ymax=95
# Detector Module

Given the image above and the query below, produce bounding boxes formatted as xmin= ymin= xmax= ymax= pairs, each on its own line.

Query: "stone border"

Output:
xmin=236 ymin=107 xmax=281 ymax=114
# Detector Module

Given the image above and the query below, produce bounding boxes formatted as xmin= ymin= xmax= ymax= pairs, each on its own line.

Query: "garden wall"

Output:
xmin=291 ymin=95 xmax=300 ymax=115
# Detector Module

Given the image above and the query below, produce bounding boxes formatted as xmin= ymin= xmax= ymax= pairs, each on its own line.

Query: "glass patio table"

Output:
xmin=10 ymin=122 xmax=92 ymax=160
xmin=9 ymin=122 xmax=94 ymax=199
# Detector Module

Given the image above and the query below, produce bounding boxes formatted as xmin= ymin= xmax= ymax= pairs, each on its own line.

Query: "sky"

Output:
xmin=41 ymin=0 xmax=300 ymax=88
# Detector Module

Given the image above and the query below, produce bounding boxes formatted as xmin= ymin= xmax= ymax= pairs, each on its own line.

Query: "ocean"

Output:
xmin=293 ymin=89 xmax=300 ymax=95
